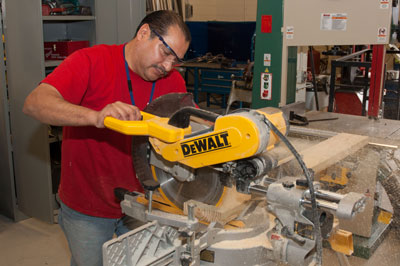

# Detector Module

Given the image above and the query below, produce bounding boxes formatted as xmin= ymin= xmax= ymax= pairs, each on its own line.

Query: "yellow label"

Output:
xmin=180 ymin=131 xmax=231 ymax=157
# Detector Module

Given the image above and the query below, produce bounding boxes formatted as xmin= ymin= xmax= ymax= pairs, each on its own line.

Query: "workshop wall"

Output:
xmin=186 ymin=0 xmax=257 ymax=22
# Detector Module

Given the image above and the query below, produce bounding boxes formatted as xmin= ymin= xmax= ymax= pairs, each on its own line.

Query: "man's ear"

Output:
xmin=137 ymin=24 xmax=151 ymax=41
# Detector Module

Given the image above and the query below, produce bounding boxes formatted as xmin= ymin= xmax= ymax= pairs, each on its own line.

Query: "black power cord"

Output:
xmin=263 ymin=117 xmax=323 ymax=266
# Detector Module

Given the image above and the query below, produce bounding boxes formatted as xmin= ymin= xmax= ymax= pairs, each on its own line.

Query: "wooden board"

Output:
xmin=279 ymin=133 xmax=369 ymax=174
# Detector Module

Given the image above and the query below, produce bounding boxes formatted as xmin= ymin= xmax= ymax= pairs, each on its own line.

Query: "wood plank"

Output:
xmin=279 ymin=133 xmax=369 ymax=174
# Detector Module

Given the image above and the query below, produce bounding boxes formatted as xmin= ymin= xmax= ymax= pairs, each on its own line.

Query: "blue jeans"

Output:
xmin=58 ymin=201 xmax=131 ymax=266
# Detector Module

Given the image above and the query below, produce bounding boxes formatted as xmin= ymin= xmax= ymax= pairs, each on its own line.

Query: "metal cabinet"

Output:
xmin=182 ymin=62 xmax=245 ymax=108
xmin=200 ymin=68 xmax=244 ymax=108
xmin=0 ymin=0 xmax=145 ymax=223
xmin=0 ymin=11 xmax=27 ymax=221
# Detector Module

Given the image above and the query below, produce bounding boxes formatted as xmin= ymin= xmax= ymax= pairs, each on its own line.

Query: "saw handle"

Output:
xmin=104 ymin=112 xmax=190 ymax=143
xmin=104 ymin=112 xmax=155 ymax=135
xmin=168 ymin=107 xmax=219 ymax=128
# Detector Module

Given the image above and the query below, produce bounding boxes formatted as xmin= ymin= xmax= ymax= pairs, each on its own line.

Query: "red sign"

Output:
xmin=261 ymin=15 xmax=272 ymax=33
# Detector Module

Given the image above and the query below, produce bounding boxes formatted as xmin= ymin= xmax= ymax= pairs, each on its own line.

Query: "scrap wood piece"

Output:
xmin=279 ymin=133 xmax=369 ymax=174
xmin=183 ymin=187 xmax=251 ymax=225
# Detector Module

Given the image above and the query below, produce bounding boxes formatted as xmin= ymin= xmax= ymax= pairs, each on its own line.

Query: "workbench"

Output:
xmin=180 ymin=62 xmax=245 ymax=107
xmin=299 ymin=111 xmax=400 ymax=146
xmin=283 ymin=110 xmax=400 ymax=264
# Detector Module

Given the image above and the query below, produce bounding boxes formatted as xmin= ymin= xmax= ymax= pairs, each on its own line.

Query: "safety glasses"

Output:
xmin=151 ymin=28 xmax=184 ymax=65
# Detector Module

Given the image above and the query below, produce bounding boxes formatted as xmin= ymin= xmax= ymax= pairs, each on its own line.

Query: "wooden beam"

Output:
xmin=279 ymin=133 xmax=369 ymax=174
xmin=183 ymin=187 xmax=251 ymax=225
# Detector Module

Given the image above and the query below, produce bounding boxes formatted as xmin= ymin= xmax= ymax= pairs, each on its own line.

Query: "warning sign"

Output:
xmin=320 ymin=13 xmax=347 ymax=31
xmin=377 ymin=27 xmax=387 ymax=42
xmin=286 ymin=26 xmax=294 ymax=39
xmin=264 ymin=54 xmax=271 ymax=67
xmin=380 ymin=0 xmax=389 ymax=9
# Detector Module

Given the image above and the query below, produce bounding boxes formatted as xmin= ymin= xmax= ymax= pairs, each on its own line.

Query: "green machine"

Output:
xmin=252 ymin=0 xmax=297 ymax=109
xmin=251 ymin=0 xmax=396 ymax=259
xmin=252 ymin=0 xmax=393 ymax=109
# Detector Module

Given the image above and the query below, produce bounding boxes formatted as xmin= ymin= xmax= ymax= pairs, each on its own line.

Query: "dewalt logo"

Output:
xmin=181 ymin=131 xmax=230 ymax=157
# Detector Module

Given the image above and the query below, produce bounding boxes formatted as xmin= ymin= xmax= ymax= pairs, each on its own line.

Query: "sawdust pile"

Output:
xmin=381 ymin=172 xmax=400 ymax=231
xmin=379 ymin=149 xmax=400 ymax=236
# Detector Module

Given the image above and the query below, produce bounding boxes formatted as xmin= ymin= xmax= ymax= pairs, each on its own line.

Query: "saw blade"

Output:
xmin=132 ymin=93 xmax=224 ymax=209
xmin=153 ymin=166 xmax=224 ymax=209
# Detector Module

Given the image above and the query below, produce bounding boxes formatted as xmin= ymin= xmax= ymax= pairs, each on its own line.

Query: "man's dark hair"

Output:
xmin=135 ymin=10 xmax=191 ymax=43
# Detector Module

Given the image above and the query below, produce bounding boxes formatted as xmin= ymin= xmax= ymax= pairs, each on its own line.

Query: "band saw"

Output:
xmin=102 ymin=93 xmax=367 ymax=266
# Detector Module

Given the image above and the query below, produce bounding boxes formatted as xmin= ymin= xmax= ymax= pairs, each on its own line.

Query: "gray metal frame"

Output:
xmin=3 ymin=0 xmax=54 ymax=222
xmin=0 ymin=1 xmax=27 ymax=221
xmin=0 ymin=0 xmax=145 ymax=223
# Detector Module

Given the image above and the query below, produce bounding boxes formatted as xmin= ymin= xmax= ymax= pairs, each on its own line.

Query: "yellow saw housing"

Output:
xmin=105 ymin=107 xmax=288 ymax=169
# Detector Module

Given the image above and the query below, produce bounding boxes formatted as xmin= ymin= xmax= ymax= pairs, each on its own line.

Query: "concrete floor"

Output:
xmin=0 ymin=214 xmax=69 ymax=266
xmin=2 ymin=101 xmax=400 ymax=266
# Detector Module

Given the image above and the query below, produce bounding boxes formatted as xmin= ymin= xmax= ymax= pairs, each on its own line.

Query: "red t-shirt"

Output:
xmin=42 ymin=44 xmax=186 ymax=218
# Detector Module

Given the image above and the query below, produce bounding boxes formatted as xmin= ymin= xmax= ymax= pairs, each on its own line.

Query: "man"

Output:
xmin=23 ymin=10 xmax=191 ymax=266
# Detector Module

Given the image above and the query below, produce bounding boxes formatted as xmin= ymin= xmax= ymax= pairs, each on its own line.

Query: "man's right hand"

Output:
xmin=95 ymin=101 xmax=141 ymax=128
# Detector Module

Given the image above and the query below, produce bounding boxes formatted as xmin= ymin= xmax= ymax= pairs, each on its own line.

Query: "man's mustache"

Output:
xmin=152 ymin=65 xmax=167 ymax=76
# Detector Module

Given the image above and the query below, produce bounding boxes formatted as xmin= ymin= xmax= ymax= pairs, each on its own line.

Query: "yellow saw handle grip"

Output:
xmin=104 ymin=111 xmax=190 ymax=143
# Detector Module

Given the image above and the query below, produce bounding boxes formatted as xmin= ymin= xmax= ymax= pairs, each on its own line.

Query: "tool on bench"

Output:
xmin=289 ymin=111 xmax=339 ymax=126
xmin=102 ymin=93 xmax=366 ymax=266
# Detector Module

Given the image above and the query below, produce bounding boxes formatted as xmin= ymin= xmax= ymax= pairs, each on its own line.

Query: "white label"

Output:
xmin=332 ymin=14 xmax=347 ymax=30
xmin=264 ymin=54 xmax=271 ymax=66
xmin=377 ymin=27 xmax=387 ymax=42
xmin=260 ymin=73 xmax=272 ymax=100
xmin=286 ymin=26 xmax=294 ymax=39
xmin=380 ymin=0 xmax=389 ymax=9
xmin=320 ymin=13 xmax=347 ymax=31
xmin=320 ymin=14 xmax=332 ymax=30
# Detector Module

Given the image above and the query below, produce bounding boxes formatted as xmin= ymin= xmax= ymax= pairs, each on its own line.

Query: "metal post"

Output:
xmin=368 ymin=45 xmax=386 ymax=118
xmin=362 ymin=66 xmax=369 ymax=116
xmin=309 ymin=46 xmax=319 ymax=110
xmin=187 ymin=203 xmax=195 ymax=221
xmin=328 ymin=63 xmax=337 ymax=112
xmin=148 ymin=190 xmax=153 ymax=213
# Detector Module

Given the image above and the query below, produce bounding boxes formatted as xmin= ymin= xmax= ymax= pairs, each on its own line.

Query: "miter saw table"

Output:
xmin=100 ymin=94 xmax=375 ymax=266
xmin=286 ymin=110 xmax=400 ymax=262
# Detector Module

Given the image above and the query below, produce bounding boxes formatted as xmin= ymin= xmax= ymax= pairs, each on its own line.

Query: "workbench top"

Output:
xmin=301 ymin=111 xmax=400 ymax=146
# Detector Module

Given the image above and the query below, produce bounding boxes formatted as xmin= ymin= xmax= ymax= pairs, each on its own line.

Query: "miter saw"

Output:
xmin=102 ymin=93 xmax=366 ymax=266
